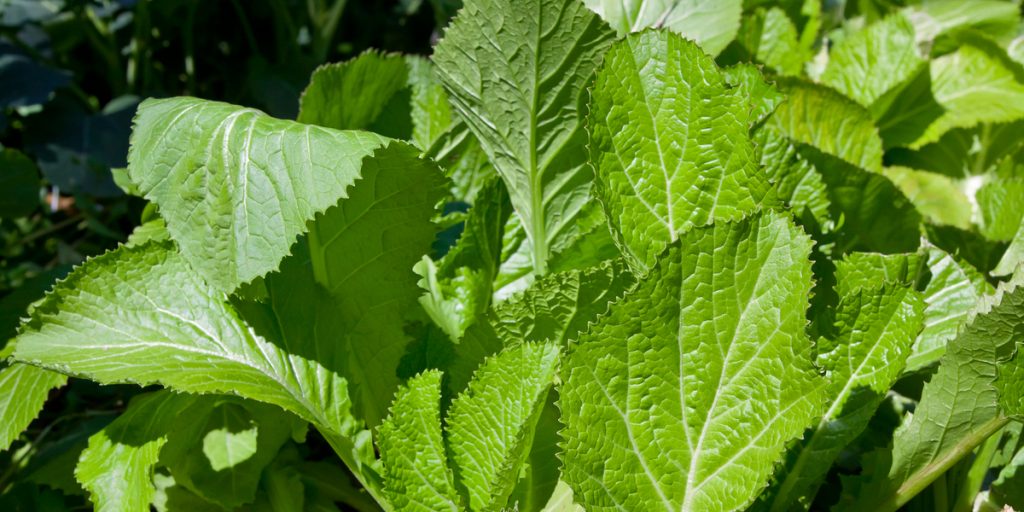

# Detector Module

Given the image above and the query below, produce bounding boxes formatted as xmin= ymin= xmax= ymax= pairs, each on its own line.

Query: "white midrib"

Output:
xmin=528 ymin=0 xmax=548 ymax=276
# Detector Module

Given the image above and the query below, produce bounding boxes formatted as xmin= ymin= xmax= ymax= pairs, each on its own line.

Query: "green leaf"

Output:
xmin=903 ymin=0 xmax=1020 ymax=45
xmin=76 ymin=391 xmax=202 ymax=512
xmin=126 ymin=97 xmax=388 ymax=292
xmin=758 ymin=283 xmax=924 ymax=512
xmin=833 ymin=252 xmax=923 ymax=297
xmin=769 ymin=80 xmax=885 ymax=174
xmin=839 ymin=276 xmax=1024 ymax=512
xmin=588 ymin=30 xmax=769 ymax=271
xmin=582 ymin=0 xmax=742 ymax=56
xmin=449 ymin=341 xmax=559 ymax=511
xmin=977 ymin=176 xmax=1024 ymax=242
xmin=751 ymin=7 xmax=806 ymax=76
xmin=994 ymin=221 xmax=1024 ymax=277
xmin=722 ymin=63 xmax=785 ymax=127
xmin=905 ymin=246 xmax=995 ymax=371
xmin=912 ymin=42 xmax=1024 ymax=148
xmin=755 ymin=128 xmax=831 ymax=227
xmin=379 ymin=370 xmax=461 ymax=512
xmin=0 ymin=148 xmax=39 ymax=218
xmin=297 ymin=51 xmax=409 ymax=131
xmin=433 ymin=0 xmax=616 ymax=275
xmin=881 ymin=166 xmax=972 ymax=229
xmin=561 ymin=212 xmax=824 ymax=511
xmin=821 ymin=14 xmax=924 ymax=111
xmin=0 ymin=363 xmax=66 ymax=451
xmin=408 ymin=56 xmax=455 ymax=151
xmin=998 ymin=344 xmax=1024 ymax=419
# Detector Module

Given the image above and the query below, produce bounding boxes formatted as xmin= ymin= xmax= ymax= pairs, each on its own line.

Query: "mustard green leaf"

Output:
xmin=0 ymin=363 xmax=66 ymax=451
xmin=582 ymin=0 xmax=742 ymax=56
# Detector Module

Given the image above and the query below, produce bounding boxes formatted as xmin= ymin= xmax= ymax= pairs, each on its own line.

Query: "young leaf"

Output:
xmin=448 ymin=341 xmax=559 ymax=511
xmin=758 ymin=283 xmax=925 ymax=512
xmin=588 ymin=30 xmax=769 ymax=271
xmin=581 ymin=0 xmax=742 ymax=56
xmin=839 ymin=276 xmax=1024 ymax=512
xmin=561 ymin=212 xmax=824 ymax=511
xmin=379 ymin=370 xmax=462 ymax=512
xmin=126 ymin=97 xmax=388 ymax=293
xmin=0 ymin=363 xmax=66 ymax=451
xmin=433 ymin=0 xmax=616 ymax=275
xmin=76 ymin=391 xmax=202 ymax=512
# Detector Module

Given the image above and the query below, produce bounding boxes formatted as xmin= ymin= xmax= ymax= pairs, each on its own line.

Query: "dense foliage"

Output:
xmin=3 ymin=0 xmax=1024 ymax=511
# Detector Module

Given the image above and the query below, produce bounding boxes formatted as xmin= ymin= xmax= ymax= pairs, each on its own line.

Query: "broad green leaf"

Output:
xmin=755 ymin=128 xmax=831 ymax=226
xmin=874 ymin=65 xmax=945 ymax=149
xmin=449 ymin=342 xmax=559 ymax=511
xmin=379 ymin=370 xmax=461 ymax=512
xmin=882 ymin=166 xmax=972 ymax=229
xmin=408 ymin=56 xmax=455 ymax=151
xmin=127 ymin=97 xmax=387 ymax=292
xmin=582 ymin=0 xmax=742 ymax=56
xmin=905 ymin=246 xmax=995 ymax=371
xmin=833 ymin=252 xmax=922 ymax=297
xmin=758 ymin=283 xmax=924 ymax=512
xmin=561 ymin=212 xmax=824 ymax=511
xmin=433 ymin=0 xmax=616 ymax=275
xmin=769 ymin=80 xmax=885 ymax=174
xmin=839 ymin=276 xmax=1024 ymax=512
xmin=0 ymin=363 xmax=66 ymax=451
xmin=990 ymin=442 xmax=1024 ymax=507
xmin=753 ymin=8 xmax=805 ymax=76
xmin=821 ymin=14 xmax=924 ymax=112
xmin=588 ymin=30 xmax=769 ymax=271
xmin=0 ymin=148 xmax=39 ymax=218
xmin=998 ymin=343 xmax=1024 ymax=418
xmin=977 ymin=177 xmax=1024 ymax=241
xmin=507 ymin=394 xmax=561 ymax=512
xmin=913 ymin=42 xmax=1024 ymax=148
xmin=76 ymin=391 xmax=202 ymax=512
xmin=298 ymin=51 xmax=409 ymax=132
xmin=722 ymin=64 xmax=785 ymax=127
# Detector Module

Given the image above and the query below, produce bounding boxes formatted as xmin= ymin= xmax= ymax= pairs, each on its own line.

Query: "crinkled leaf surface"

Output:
xmin=379 ymin=370 xmax=462 ymax=512
xmin=562 ymin=212 xmax=824 ymax=511
xmin=448 ymin=342 xmax=559 ymax=511
xmin=840 ymin=276 xmax=1024 ymax=512
xmin=588 ymin=30 xmax=768 ymax=271
xmin=297 ymin=51 xmax=409 ymax=131
xmin=758 ymin=283 xmax=924 ymax=512
xmin=582 ymin=0 xmax=742 ymax=56
xmin=127 ymin=97 xmax=387 ymax=292
xmin=768 ymin=80 xmax=884 ymax=174
xmin=433 ymin=0 xmax=616 ymax=275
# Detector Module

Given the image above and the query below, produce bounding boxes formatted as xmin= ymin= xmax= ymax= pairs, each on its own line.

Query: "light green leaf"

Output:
xmin=433 ymin=0 xmax=616 ymax=275
xmin=379 ymin=370 xmax=461 ymax=512
xmin=408 ymin=56 xmax=455 ymax=151
xmin=994 ymin=221 xmax=1024 ymax=277
xmin=0 ymin=363 xmax=67 ymax=451
xmin=589 ymin=30 xmax=769 ymax=271
xmin=754 ymin=8 xmax=805 ymax=76
xmin=905 ymin=246 xmax=995 ymax=371
xmin=904 ymin=0 xmax=1020 ymax=45
xmin=722 ymin=63 xmax=785 ymax=127
xmin=821 ymin=14 xmax=924 ymax=111
xmin=977 ymin=177 xmax=1024 ymax=242
xmin=755 ymin=128 xmax=831 ymax=226
xmin=449 ymin=342 xmax=559 ymax=511
xmin=297 ymin=51 xmax=409 ymax=131
xmin=769 ymin=80 xmax=885 ymax=174
xmin=833 ymin=252 xmax=922 ymax=297
xmin=562 ymin=212 xmax=824 ymax=511
xmin=127 ymin=97 xmax=387 ymax=292
xmin=913 ymin=42 xmax=1024 ymax=148
xmin=839 ymin=276 xmax=1024 ymax=512
xmin=758 ymin=283 xmax=924 ymax=512
xmin=76 ymin=392 xmax=202 ymax=512
xmin=582 ymin=0 xmax=742 ymax=56
xmin=998 ymin=343 xmax=1024 ymax=418
xmin=882 ymin=166 xmax=972 ymax=229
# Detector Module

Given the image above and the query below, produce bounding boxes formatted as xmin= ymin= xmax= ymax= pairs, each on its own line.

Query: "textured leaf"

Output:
xmin=755 ymin=128 xmax=831 ymax=226
xmin=588 ymin=30 xmax=769 ymax=271
xmin=379 ymin=370 xmax=461 ymax=512
xmin=433 ymin=0 xmax=616 ymax=274
xmin=821 ymin=14 xmax=924 ymax=111
xmin=905 ymin=246 xmax=994 ymax=371
xmin=561 ymin=212 xmax=824 ymax=511
xmin=994 ymin=221 xmax=1024 ymax=277
xmin=408 ymin=56 xmax=455 ymax=151
xmin=722 ymin=63 xmax=785 ymax=127
xmin=127 ymin=97 xmax=387 ymax=292
xmin=758 ymin=283 xmax=924 ymax=512
xmin=999 ymin=344 xmax=1024 ymax=418
xmin=904 ymin=0 xmax=1019 ymax=45
xmin=752 ymin=7 xmax=805 ymax=76
xmin=582 ymin=0 xmax=742 ymax=56
xmin=0 ymin=363 xmax=66 ymax=451
xmin=297 ymin=51 xmax=409 ymax=131
xmin=449 ymin=342 xmax=559 ymax=511
xmin=833 ymin=252 xmax=922 ymax=297
xmin=977 ymin=176 xmax=1024 ymax=242
xmin=76 ymin=392 xmax=202 ymax=512
xmin=769 ymin=80 xmax=885 ymax=174
xmin=913 ymin=42 xmax=1024 ymax=148
xmin=840 ymin=276 xmax=1024 ymax=511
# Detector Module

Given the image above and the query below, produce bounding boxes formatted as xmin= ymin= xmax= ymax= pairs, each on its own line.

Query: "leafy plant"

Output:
xmin=4 ymin=0 xmax=1024 ymax=511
